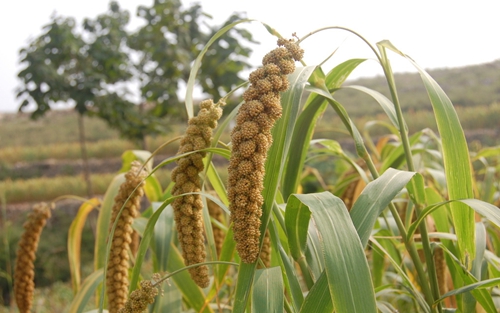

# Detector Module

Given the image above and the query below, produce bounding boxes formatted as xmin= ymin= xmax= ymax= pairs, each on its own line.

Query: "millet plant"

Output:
xmin=11 ymin=20 xmax=500 ymax=313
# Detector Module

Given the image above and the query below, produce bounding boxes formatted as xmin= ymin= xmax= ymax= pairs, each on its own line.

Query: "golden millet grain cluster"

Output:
xmin=107 ymin=161 xmax=148 ymax=313
xmin=228 ymin=38 xmax=303 ymax=263
xmin=171 ymin=99 xmax=223 ymax=288
xmin=258 ymin=230 xmax=271 ymax=268
xmin=14 ymin=202 xmax=52 ymax=313
xmin=434 ymin=247 xmax=446 ymax=295
xmin=118 ymin=274 xmax=161 ymax=313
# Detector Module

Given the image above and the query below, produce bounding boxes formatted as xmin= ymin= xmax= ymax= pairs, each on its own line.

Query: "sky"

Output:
xmin=1 ymin=0 xmax=499 ymax=113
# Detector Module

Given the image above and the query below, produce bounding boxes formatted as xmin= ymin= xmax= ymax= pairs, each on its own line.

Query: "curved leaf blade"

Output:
xmin=350 ymin=168 xmax=415 ymax=247
xmin=68 ymin=198 xmax=100 ymax=294
xmin=252 ymin=267 xmax=284 ymax=313
xmin=289 ymin=192 xmax=377 ymax=313
xmin=379 ymin=40 xmax=475 ymax=265
xmin=69 ymin=269 xmax=104 ymax=313
xmin=299 ymin=271 xmax=333 ymax=313
xmin=283 ymin=59 xmax=367 ymax=198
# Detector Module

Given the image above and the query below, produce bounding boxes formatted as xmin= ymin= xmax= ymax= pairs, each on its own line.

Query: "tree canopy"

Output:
xmin=17 ymin=0 xmax=255 ymax=144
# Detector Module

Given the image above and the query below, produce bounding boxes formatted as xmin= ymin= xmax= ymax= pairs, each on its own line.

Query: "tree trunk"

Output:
xmin=78 ymin=113 xmax=93 ymax=198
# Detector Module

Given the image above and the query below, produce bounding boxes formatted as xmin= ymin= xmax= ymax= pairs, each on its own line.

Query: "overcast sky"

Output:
xmin=1 ymin=0 xmax=499 ymax=113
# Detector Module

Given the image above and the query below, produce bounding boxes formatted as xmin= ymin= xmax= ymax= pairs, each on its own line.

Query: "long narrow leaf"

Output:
xmin=299 ymin=271 xmax=333 ymax=313
xmin=341 ymin=85 xmax=400 ymax=130
xmin=167 ymin=244 xmax=213 ymax=313
xmin=185 ymin=19 xmax=253 ymax=119
xmin=288 ymin=192 xmax=377 ymax=313
xmin=408 ymin=199 xmax=500 ymax=240
xmin=151 ymin=202 xmax=174 ymax=272
xmin=68 ymin=198 xmax=100 ymax=294
xmin=69 ymin=269 xmax=104 ymax=313
xmin=350 ymin=168 xmax=415 ymax=247
xmin=251 ymin=267 xmax=284 ymax=313
xmin=283 ymin=59 xmax=366 ymax=198
xmin=378 ymin=40 xmax=475 ymax=265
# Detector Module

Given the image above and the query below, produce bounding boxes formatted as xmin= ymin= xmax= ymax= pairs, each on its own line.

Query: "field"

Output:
xmin=2 ymin=39 xmax=500 ymax=312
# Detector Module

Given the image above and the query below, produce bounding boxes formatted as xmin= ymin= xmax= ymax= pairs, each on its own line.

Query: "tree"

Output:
xmin=129 ymin=0 xmax=255 ymax=119
xmin=17 ymin=2 xmax=133 ymax=197
xmin=17 ymin=0 xmax=255 ymax=150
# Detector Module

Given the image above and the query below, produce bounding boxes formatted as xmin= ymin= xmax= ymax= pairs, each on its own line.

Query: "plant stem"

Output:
xmin=363 ymin=152 xmax=436 ymax=311
xmin=297 ymin=257 xmax=315 ymax=290
xmin=379 ymin=48 xmax=442 ymax=313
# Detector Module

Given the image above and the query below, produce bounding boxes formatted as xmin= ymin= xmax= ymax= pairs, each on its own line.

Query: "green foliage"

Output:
xmin=16 ymin=1 xmax=255 ymax=144
xmin=17 ymin=2 xmax=131 ymax=118
xmin=6 ymin=19 xmax=500 ymax=313
xmin=334 ymin=60 xmax=500 ymax=117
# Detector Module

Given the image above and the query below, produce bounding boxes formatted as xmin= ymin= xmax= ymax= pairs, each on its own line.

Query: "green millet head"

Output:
xmin=228 ymin=39 xmax=303 ymax=263
xmin=171 ymin=99 xmax=222 ymax=288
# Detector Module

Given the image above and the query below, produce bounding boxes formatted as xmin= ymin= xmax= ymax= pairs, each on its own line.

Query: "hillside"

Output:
xmin=1 ymin=59 xmax=500 ymax=205
xmin=334 ymin=59 xmax=500 ymax=117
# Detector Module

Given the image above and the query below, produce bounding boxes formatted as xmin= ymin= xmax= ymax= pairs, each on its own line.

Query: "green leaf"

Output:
xmin=270 ymin=217 xmax=305 ymax=311
xmin=167 ymin=244 xmax=214 ymax=313
xmin=380 ymin=131 xmax=422 ymax=172
xmin=437 ymin=244 xmax=496 ymax=312
xmin=406 ymin=172 xmax=426 ymax=207
xmin=119 ymin=150 xmax=153 ymax=172
xmin=370 ymin=238 xmax=430 ymax=312
xmin=129 ymin=199 xmax=171 ymax=291
xmin=283 ymin=59 xmax=366 ymax=198
xmin=299 ymin=271 xmax=333 ymax=313
xmin=68 ymin=198 xmax=100 ymax=294
xmin=350 ymin=168 xmax=416 ymax=247
xmin=252 ymin=267 xmax=284 ymax=313
xmin=408 ymin=199 xmax=500 ymax=241
xmin=379 ymin=40 xmax=475 ymax=265
xmin=341 ymin=85 xmax=400 ymax=130
xmin=185 ymin=18 xmax=254 ymax=119
xmin=215 ymin=225 xmax=236 ymax=284
xmin=154 ymin=282 xmax=182 ymax=312
xmin=69 ymin=269 xmax=104 ymax=313
xmin=288 ymin=192 xmax=377 ymax=313
xmin=151 ymin=202 xmax=174 ymax=272
xmin=285 ymin=194 xmax=311 ymax=261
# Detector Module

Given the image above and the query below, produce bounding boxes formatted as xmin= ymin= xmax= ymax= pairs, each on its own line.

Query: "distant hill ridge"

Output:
xmin=334 ymin=59 xmax=500 ymax=117
xmin=3 ymin=59 xmax=499 ymax=121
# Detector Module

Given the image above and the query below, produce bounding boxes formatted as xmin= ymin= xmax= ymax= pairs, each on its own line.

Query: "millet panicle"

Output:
xmin=14 ymin=202 xmax=52 ymax=313
xmin=106 ymin=161 xmax=148 ymax=313
xmin=228 ymin=38 xmax=303 ymax=263
xmin=171 ymin=99 xmax=223 ymax=288
xmin=118 ymin=274 xmax=161 ymax=313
